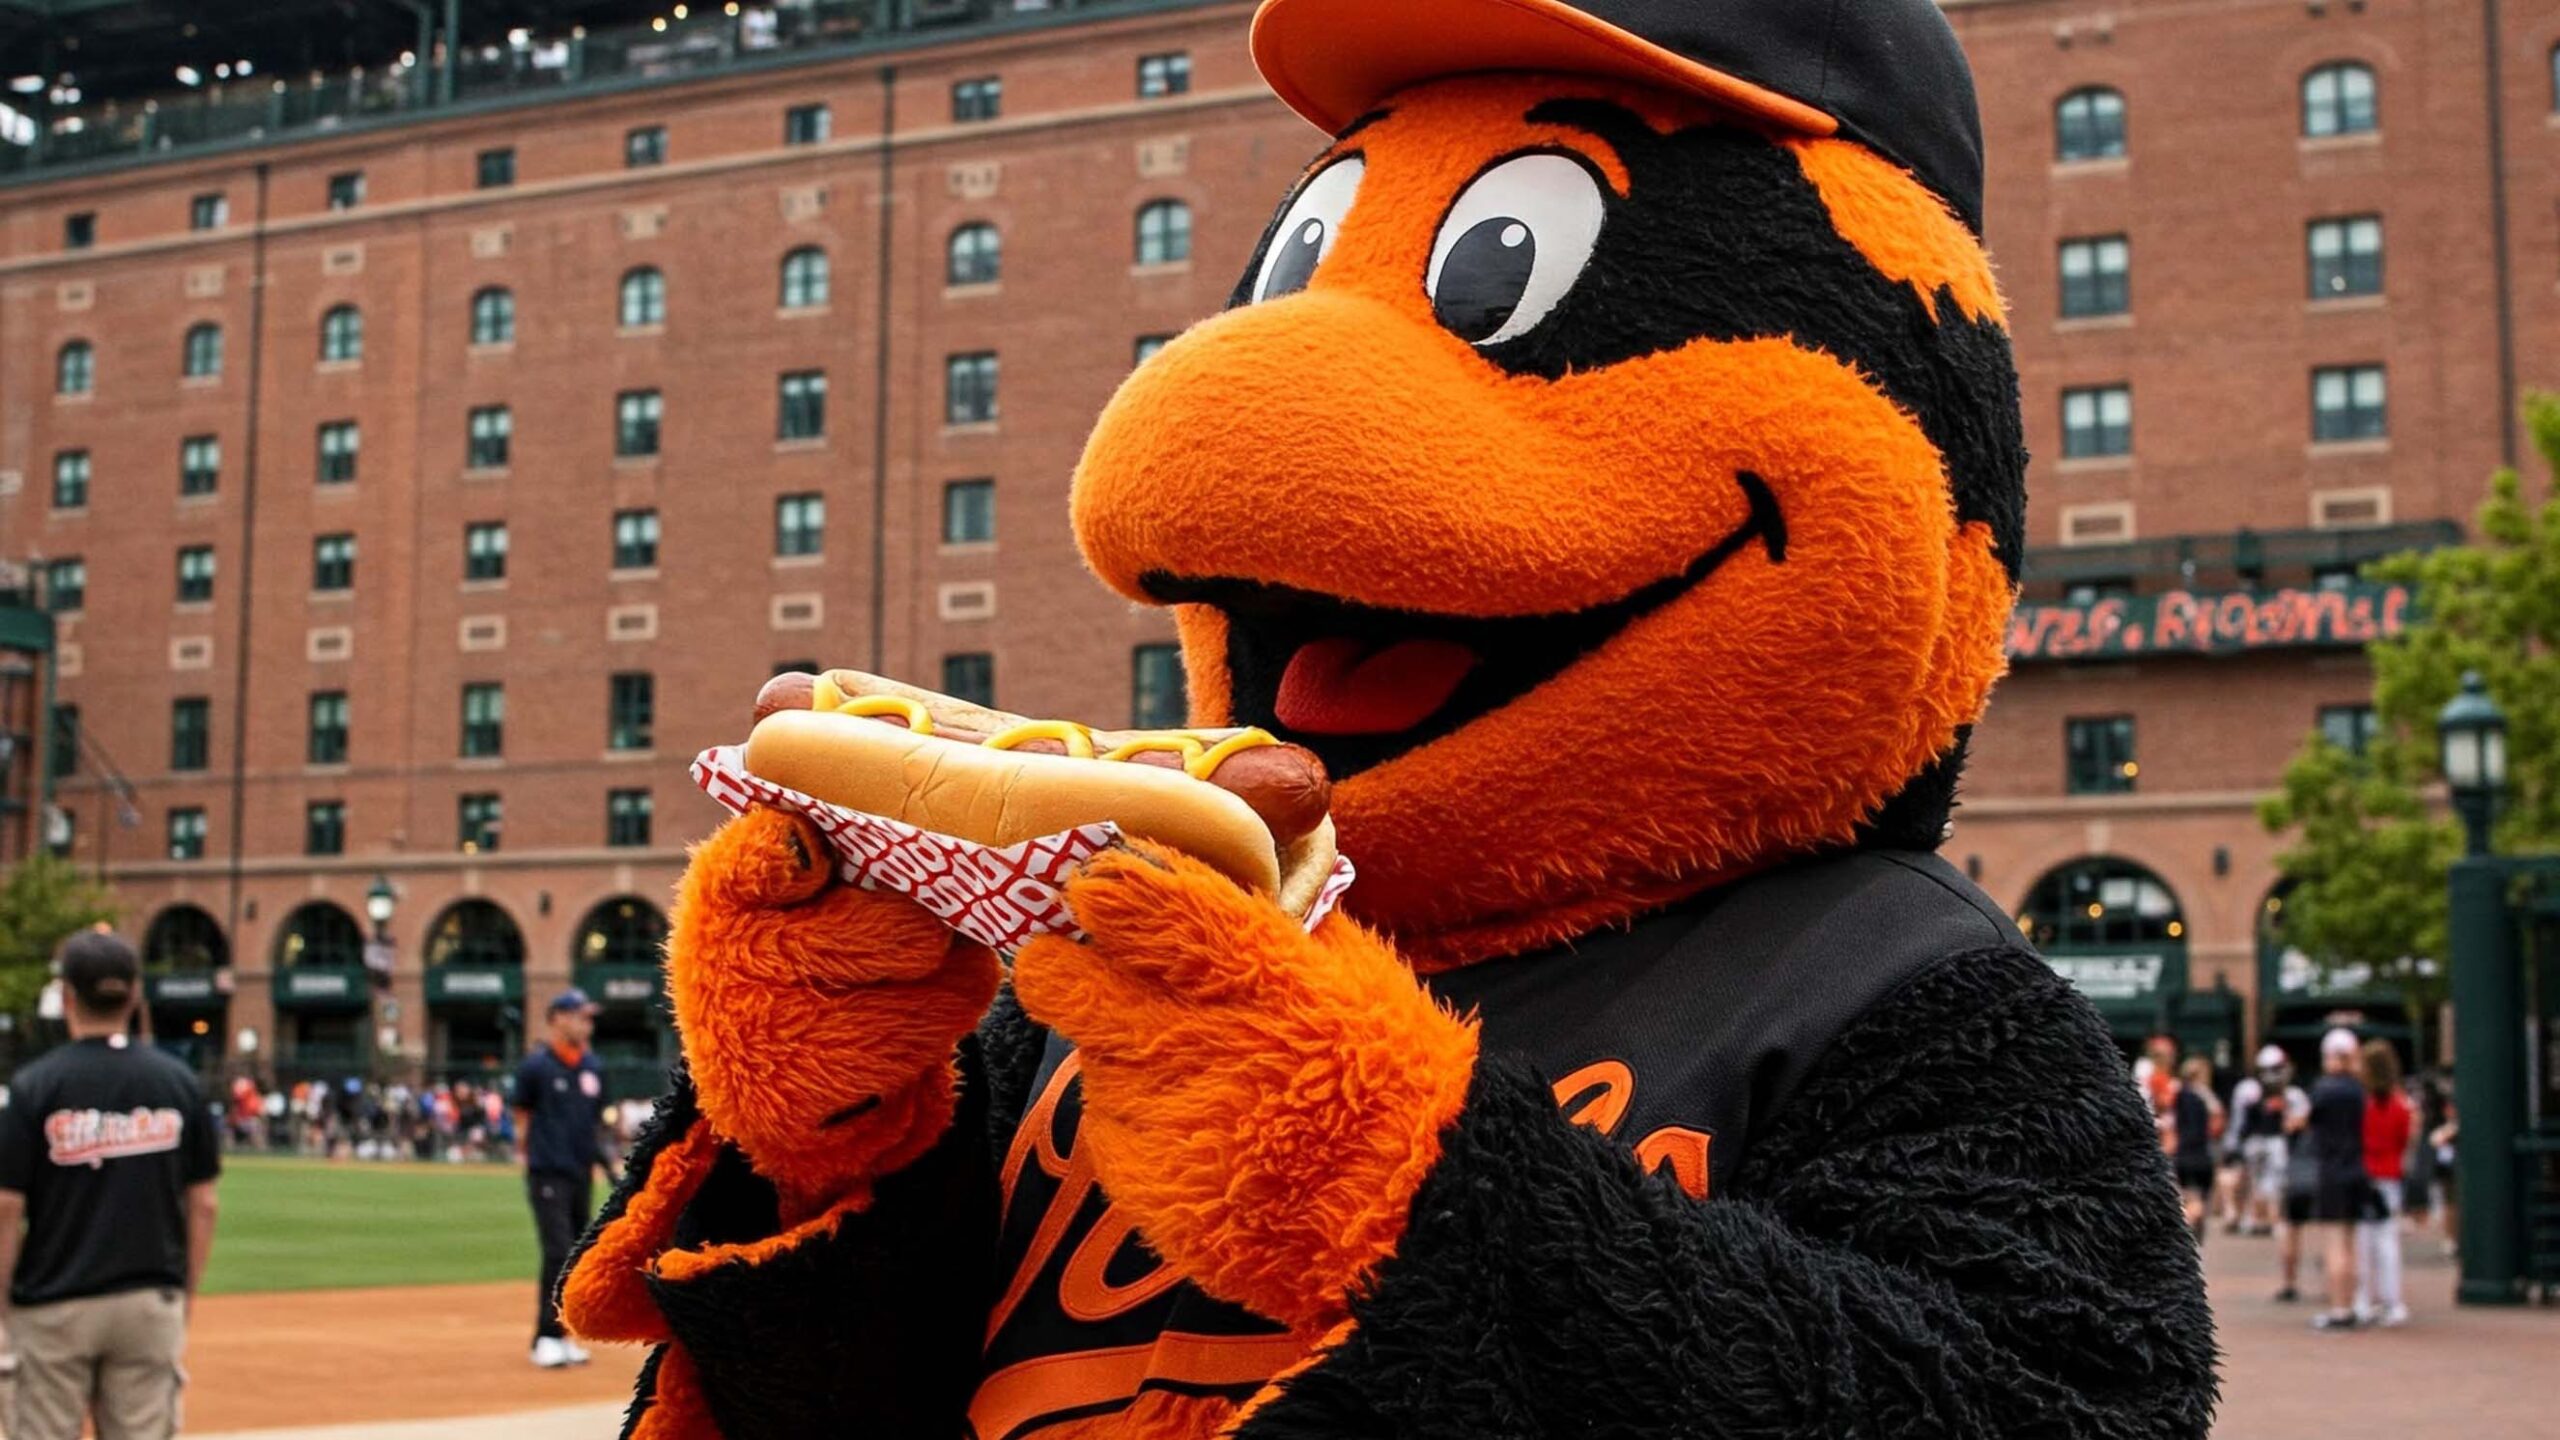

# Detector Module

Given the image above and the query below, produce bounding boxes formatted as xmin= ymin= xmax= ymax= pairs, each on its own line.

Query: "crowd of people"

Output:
xmin=212 ymin=1071 xmax=651 ymax=1166
xmin=2139 ymin=1028 xmax=2458 ymax=1333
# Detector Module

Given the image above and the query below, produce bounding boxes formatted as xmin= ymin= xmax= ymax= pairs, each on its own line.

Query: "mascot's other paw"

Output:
xmin=1012 ymin=843 xmax=1479 ymax=1333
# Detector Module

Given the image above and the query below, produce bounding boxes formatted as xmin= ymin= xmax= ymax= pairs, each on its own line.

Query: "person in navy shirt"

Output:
xmin=512 ymin=988 xmax=605 ymax=1369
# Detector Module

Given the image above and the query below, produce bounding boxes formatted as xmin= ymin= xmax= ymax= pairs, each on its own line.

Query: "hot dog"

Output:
xmin=744 ymin=669 xmax=1338 ymax=915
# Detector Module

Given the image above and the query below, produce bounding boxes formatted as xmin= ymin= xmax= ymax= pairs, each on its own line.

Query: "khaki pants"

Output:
xmin=8 ymin=1288 xmax=186 ymax=1440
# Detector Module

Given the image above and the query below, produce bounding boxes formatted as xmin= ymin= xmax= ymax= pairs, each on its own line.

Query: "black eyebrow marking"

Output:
xmin=1521 ymin=97 xmax=1655 ymax=160
xmin=1332 ymin=107 xmax=1393 ymax=144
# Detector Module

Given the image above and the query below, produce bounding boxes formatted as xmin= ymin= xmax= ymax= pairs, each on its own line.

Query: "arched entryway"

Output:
xmin=2018 ymin=857 xmax=2196 ymax=1057
xmin=424 ymin=900 xmax=526 ymax=1087
xmin=140 ymin=905 xmax=228 ymax=1074
xmin=572 ymin=897 xmax=673 ymax=1100
xmin=2255 ymin=880 xmax=2421 ymax=1065
xmin=272 ymin=901 xmax=369 ymax=1082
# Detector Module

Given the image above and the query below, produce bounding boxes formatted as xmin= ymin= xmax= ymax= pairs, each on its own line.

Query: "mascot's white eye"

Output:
xmin=1254 ymin=157 xmax=1366 ymax=303
xmin=1425 ymin=152 xmax=1608 ymax=347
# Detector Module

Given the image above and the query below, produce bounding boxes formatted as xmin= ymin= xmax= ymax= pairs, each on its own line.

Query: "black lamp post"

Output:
xmin=364 ymin=874 xmax=397 ymax=942
xmin=2439 ymin=671 xmax=2523 ymax=1303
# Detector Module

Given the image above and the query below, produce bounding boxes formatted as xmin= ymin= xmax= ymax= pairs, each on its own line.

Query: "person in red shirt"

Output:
xmin=2355 ymin=1039 xmax=2413 ymax=1327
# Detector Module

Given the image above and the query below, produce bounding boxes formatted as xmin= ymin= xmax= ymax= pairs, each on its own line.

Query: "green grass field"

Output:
xmin=201 ymin=1156 xmax=541 ymax=1295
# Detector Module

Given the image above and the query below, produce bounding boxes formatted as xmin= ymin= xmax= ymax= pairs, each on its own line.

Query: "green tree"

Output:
xmin=2260 ymin=393 xmax=2560 ymax=1065
xmin=0 ymin=853 xmax=121 ymax=1024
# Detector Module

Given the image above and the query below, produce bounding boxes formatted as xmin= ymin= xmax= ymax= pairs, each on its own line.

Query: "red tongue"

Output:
xmin=1274 ymin=637 xmax=1480 ymax=736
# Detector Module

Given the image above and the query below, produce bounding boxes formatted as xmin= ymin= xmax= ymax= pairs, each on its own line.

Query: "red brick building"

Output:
xmin=1 ymin=0 xmax=2554 ymax=1083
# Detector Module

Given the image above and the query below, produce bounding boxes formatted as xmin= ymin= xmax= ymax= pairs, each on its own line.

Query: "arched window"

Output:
xmin=575 ymin=897 xmax=669 ymax=968
xmin=273 ymin=901 xmax=364 ymax=969
xmin=2301 ymin=61 xmax=2377 ymax=138
xmin=56 ymin=339 xmax=94 ymax=395
xmin=319 ymin=304 xmax=363 ymax=363
xmin=425 ymin=898 xmax=526 ymax=968
xmin=182 ymin=322 xmax=224 ymax=378
xmin=780 ymin=246 xmax=830 ymax=308
xmin=470 ymin=286 xmax=515 ymax=346
xmin=2054 ymin=86 xmax=2126 ymax=162
xmin=946 ymin=223 xmax=1001 ymax=286
xmin=2017 ymin=857 xmax=2186 ymax=951
xmin=619 ymin=266 xmax=666 ymax=328
xmin=1135 ymin=199 xmax=1192 ymax=266
xmin=143 ymin=905 xmax=229 ymax=970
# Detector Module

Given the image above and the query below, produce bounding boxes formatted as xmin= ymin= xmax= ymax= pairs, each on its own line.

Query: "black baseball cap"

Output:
xmin=1251 ymin=0 xmax=1987 ymax=232
xmin=56 ymin=929 xmax=140 ymax=1013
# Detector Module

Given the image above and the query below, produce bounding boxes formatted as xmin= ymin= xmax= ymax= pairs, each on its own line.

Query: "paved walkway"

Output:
xmin=195 ymin=1402 xmax=628 ymax=1440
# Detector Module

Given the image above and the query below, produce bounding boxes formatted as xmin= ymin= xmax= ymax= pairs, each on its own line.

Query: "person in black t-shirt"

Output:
xmin=2305 ymin=1027 xmax=2369 ymax=1332
xmin=0 ymin=931 xmax=222 ymax=1440
xmin=513 ymin=988 xmax=607 ymax=1370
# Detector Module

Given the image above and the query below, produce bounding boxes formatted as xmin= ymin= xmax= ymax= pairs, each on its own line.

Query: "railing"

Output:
xmin=0 ymin=0 xmax=1200 ymax=182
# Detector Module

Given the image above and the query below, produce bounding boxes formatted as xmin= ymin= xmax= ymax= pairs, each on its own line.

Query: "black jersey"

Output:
xmin=0 ymin=1035 xmax=220 ymax=1307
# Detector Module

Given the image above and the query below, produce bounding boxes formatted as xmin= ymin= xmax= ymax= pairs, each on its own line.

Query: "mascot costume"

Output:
xmin=563 ymin=1 xmax=2218 ymax=1435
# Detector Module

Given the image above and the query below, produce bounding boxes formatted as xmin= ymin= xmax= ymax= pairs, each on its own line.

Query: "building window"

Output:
xmin=308 ymin=690 xmax=350 ymax=765
xmin=1136 ymin=199 xmax=1192 ymax=265
xmin=475 ymin=147 xmax=516 ymax=188
xmin=2302 ymin=61 xmax=2378 ymax=138
xmin=2057 ymin=235 xmax=2129 ymax=318
xmin=464 ymin=521 xmax=508 ymax=581
xmin=458 ymin=793 xmax=502 ymax=852
xmin=609 ymin=672 xmax=655 ymax=751
xmin=168 ymin=808 xmax=208 ymax=862
xmin=614 ymin=508 xmax=661 ymax=569
xmin=171 ymin=697 xmax=211 ymax=772
xmin=64 ymin=212 xmax=95 ymax=250
xmin=626 ymin=125 xmax=667 ymax=168
xmin=51 ymin=450 xmax=89 ymax=509
xmin=317 ymin=421 xmax=359 ymax=484
xmin=2062 ymin=577 xmax=2134 ymax=607
xmin=2318 ymin=703 xmax=2379 ymax=757
xmin=616 ymin=389 xmax=663 ymax=458
xmin=319 ymin=305 xmax=363 ymax=363
xmin=183 ymin=322 xmax=224 ymax=378
xmin=180 ymin=435 xmax=221 ymax=496
xmin=943 ymin=652 xmax=995 ymax=708
xmin=467 ymin=405 xmax=512 ymax=469
xmin=327 ymin=171 xmax=365 ymax=210
xmin=175 ymin=545 xmax=216 ymax=604
xmin=43 ymin=559 xmax=84 ymax=613
xmin=1134 ymin=334 xmax=1173 ymax=365
xmin=775 ymin=493 xmax=824 ymax=557
xmin=947 ymin=223 xmax=1001 ymax=286
xmin=312 ymin=533 xmax=356 ymax=591
xmin=619 ymin=267 xmax=666 ymax=328
xmin=608 ymin=789 xmax=654 ymax=847
xmin=2307 ymin=216 xmax=2383 ymax=299
xmin=2065 ymin=715 xmax=2137 ymax=794
xmin=953 ymin=76 xmax=1001 ymax=122
xmin=945 ymin=352 xmax=998 ymax=425
xmin=56 ymin=340 xmax=93 ymax=396
xmin=1138 ymin=52 xmax=1192 ymax=98
xmin=778 ymin=370 xmax=827 ymax=440
xmin=785 ymin=102 xmax=830 ymax=145
xmin=1132 ymin=644 xmax=1185 ymax=728
xmin=2054 ymin=86 xmax=2126 ymax=162
xmin=190 ymin=193 xmax=228 ymax=231
xmin=460 ymin=683 xmax=504 ymax=757
xmin=305 ymin=801 xmax=347 ymax=857
xmin=50 ymin=705 xmax=79 ymax=779
xmin=2060 ymin=385 xmax=2132 ymax=458
xmin=470 ymin=286 xmax=515 ymax=345
xmin=2312 ymin=365 xmax=2387 ymax=442
xmin=942 ymin=479 xmax=994 ymax=544
xmin=780 ymin=246 xmax=830 ymax=308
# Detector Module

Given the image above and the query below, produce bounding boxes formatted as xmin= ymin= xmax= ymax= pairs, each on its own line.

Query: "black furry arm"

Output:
xmin=1237 ymin=946 xmax=2218 ymax=1440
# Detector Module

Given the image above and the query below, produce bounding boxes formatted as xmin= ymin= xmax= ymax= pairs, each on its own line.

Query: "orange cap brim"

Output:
xmin=1251 ymin=0 xmax=1838 ymax=139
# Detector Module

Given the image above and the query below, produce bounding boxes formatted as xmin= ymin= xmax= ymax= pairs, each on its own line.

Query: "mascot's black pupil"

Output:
xmin=1261 ymin=218 xmax=1326 ymax=300
xmin=1435 ymin=217 xmax=1535 ymax=342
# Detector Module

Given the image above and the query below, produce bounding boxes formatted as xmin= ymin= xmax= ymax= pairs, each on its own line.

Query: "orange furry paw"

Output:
xmin=1011 ymin=843 xmax=1479 ymax=1333
xmin=672 ymin=807 xmax=1001 ymax=1219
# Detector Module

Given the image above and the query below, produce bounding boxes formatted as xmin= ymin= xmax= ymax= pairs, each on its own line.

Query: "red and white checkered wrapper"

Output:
xmin=692 ymin=744 xmax=1355 ymax=951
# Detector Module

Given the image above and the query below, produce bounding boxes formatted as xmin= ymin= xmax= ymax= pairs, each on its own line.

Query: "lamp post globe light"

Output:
xmin=365 ymin=873 xmax=397 ymax=937
xmin=2438 ymin=670 xmax=2509 ymax=858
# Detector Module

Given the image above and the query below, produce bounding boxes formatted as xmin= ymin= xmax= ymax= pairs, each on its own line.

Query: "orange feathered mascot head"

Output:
xmin=1073 ymin=0 xmax=2027 ymax=965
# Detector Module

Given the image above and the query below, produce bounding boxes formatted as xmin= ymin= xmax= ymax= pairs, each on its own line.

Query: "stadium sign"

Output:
xmin=2043 ymin=952 xmax=2166 ymax=1003
xmin=2007 ymin=581 xmax=2412 ymax=663
xmin=277 ymin=967 xmax=364 ymax=1008
xmin=426 ymin=966 xmax=523 ymax=1004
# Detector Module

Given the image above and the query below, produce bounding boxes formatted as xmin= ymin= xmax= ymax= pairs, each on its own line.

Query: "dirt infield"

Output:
xmin=181 ymin=1282 xmax=638 ymax=1434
